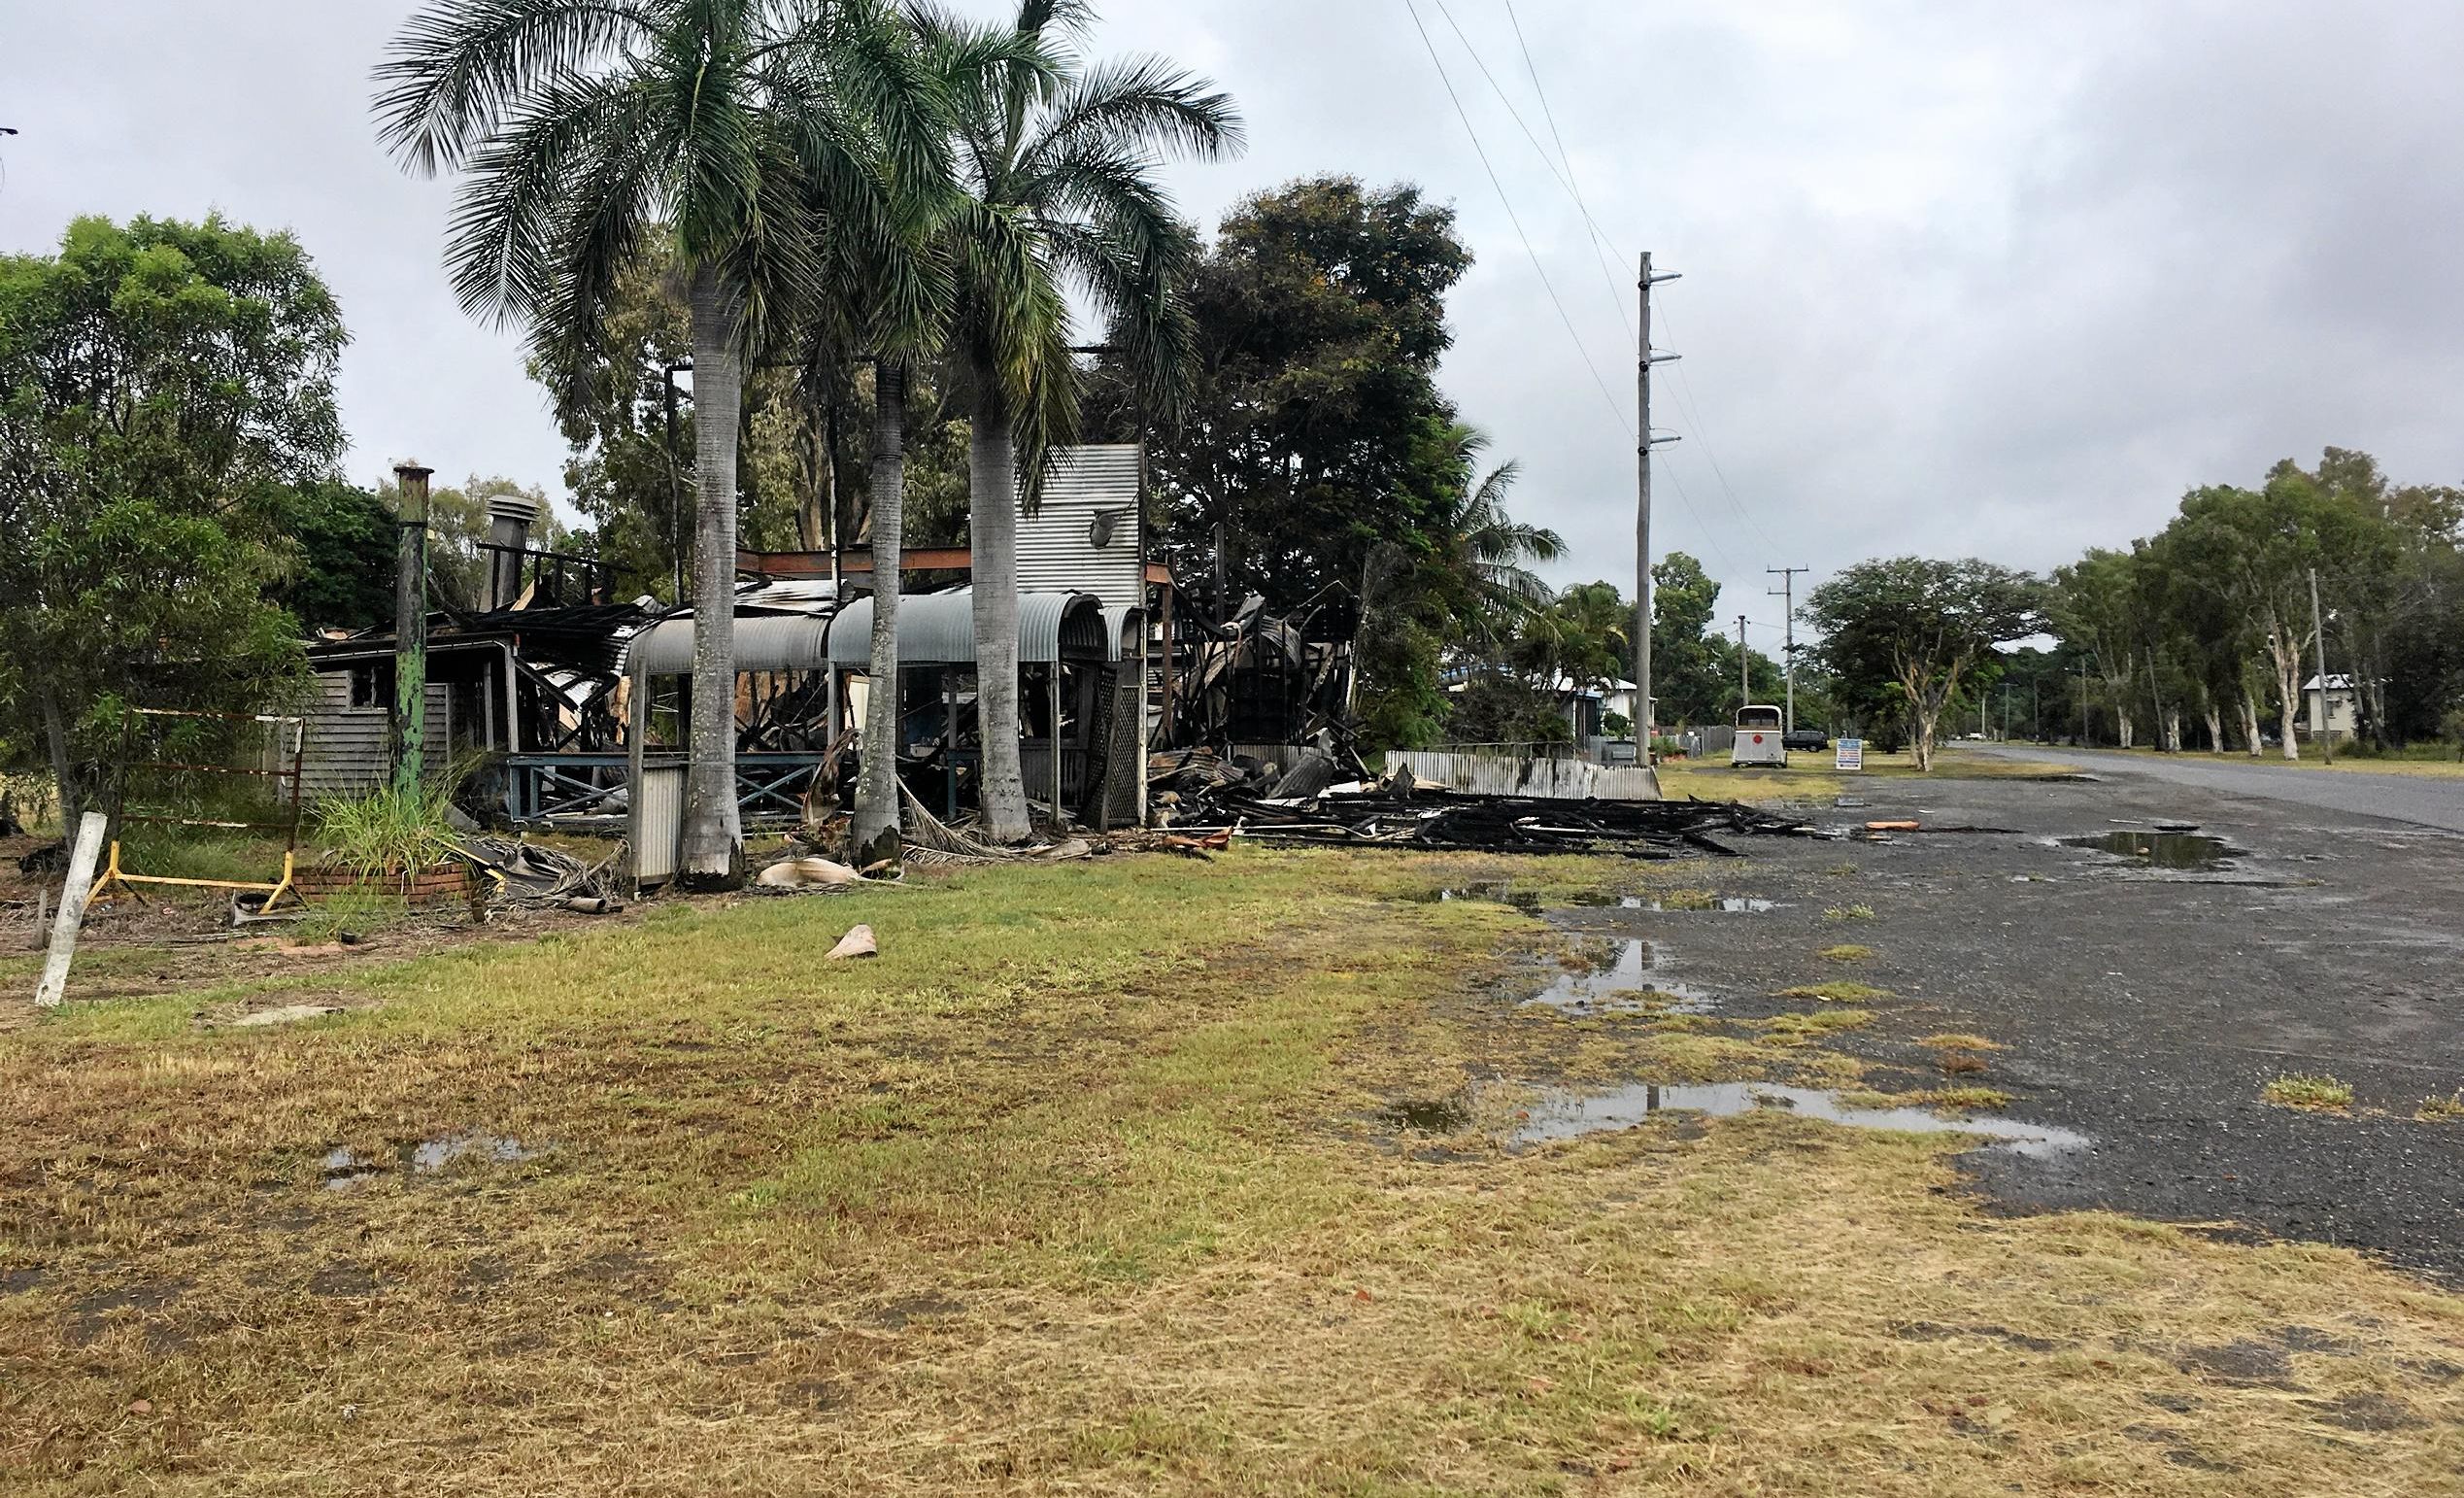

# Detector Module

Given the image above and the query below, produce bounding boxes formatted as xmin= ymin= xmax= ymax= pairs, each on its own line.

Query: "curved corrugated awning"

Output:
xmin=1098 ymin=604 xmax=1143 ymax=664
xmin=827 ymin=588 xmax=1108 ymax=667
xmin=627 ymin=614 xmax=832 ymax=678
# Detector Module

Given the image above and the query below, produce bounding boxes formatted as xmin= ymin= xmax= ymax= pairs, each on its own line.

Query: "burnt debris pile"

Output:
xmin=1159 ymin=777 xmax=1813 ymax=858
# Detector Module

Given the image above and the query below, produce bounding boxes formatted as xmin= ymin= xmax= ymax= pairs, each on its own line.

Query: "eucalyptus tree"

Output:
xmin=913 ymin=0 xmax=1241 ymax=840
xmin=375 ymin=0 xmax=946 ymax=885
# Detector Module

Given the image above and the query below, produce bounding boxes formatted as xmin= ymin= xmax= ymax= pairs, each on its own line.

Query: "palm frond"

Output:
xmin=1023 ymin=53 xmax=1244 ymax=172
xmin=442 ymin=71 xmax=650 ymax=325
xmin=374 ymin=0 xmax=655 ymax=175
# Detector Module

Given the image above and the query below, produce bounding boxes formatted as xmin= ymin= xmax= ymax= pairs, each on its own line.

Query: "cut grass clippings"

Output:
xmin=3 ymin=848 xmax=2462 ymax=1495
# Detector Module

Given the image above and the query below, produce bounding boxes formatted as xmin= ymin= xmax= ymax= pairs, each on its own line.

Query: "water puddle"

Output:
xmin=2062 ymin=830 xmax=2236 ymax=869
xmin=1408 ymin=882 xmax=1541 ymax=911
xmin=1528 ymin=939 xmax=1718 ymax=1015
xmin=321 ymin=1135 xmax=540 ymax=1190
xmin=1384 ymin=1098 xmax=1472 ymax=1134
xmin=1655 ymin=896 xmax=1776 ymax=914
xmin=1514 ymin=1081 xmax=2089 ymax=1156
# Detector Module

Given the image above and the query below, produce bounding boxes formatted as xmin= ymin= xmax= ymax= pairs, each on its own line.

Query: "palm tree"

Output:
xmin=374 ymin=0 xmax=947 ymax=885
xmin=913 ymin=0 xmax=1240 ymax=840
xmin=1419 ymin=426 xmax=1566 ymax=652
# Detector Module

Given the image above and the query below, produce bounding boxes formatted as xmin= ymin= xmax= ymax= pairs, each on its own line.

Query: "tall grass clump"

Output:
xmin=314 ymin=780 xmax=461 ymax=877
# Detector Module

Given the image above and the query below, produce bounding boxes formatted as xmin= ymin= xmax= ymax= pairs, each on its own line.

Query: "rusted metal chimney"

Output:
xmin=485 ymin=492 xmax=543 ymax=609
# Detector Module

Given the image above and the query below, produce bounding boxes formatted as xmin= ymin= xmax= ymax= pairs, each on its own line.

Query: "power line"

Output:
xmin=1437 ymin=0 xmax=1635 ymax=347
xmin=1401 ymin=0 xmax=1631 ymax=435
xmin=1652 ymin=300 xmax=1783 ymax=553
xmin=1472 ymin=2 xmax=1782 ymax=559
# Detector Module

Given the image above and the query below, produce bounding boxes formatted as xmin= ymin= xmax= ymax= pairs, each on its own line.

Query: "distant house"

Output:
xmin=2302 ymin=674 xmax=2360 ymax=738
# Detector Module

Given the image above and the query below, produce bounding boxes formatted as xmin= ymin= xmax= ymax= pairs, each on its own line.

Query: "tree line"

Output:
xmin=4 ymin=1 xmax=1596 ymax=862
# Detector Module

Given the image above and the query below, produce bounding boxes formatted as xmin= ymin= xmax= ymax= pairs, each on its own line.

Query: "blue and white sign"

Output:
xmin=1835 ymin=737 xmax=1865 ymax=771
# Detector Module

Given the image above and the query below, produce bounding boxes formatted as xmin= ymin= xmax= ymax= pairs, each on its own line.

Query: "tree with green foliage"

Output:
xmin=1807 ymin=558 xmax=2042 ymax=771
xmin=378 ymin=0 xmax=949 ymax=884
xmin=1355 ymin=426 xmax=1561 ymax=747
xmin=908 ymin=0 xmax=1239 ymax=839
xmin=1646 ymin=552 xmax=1726 ymax=727
xmin=0 ymin=214 xmax=343 ymax=817
xmin=270 ymin=481 xmax=396 ymax=632
xmin=2168 ymin=473 xmax=2373 ymax=761
xmin=1102 ymin=175 xmax=1473 ymax=615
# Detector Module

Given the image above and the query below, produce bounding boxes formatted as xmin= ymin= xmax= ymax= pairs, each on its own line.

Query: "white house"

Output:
xmin=2302 ymin=674 xmax=2360 ymax=738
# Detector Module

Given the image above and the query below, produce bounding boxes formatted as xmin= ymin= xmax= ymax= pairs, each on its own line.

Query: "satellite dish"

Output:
xmin=1088 ymin=506 xmax=1128 ymax=549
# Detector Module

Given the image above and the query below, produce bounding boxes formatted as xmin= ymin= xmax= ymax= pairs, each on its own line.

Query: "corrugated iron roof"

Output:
xmin=628 ymin=614 xmax=832 ymax=677
xmin=826 ymin=588 xmax=1110 ymax=666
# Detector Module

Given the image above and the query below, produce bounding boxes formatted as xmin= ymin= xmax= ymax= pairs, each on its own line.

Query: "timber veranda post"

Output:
xmin=391 ymin=460 xmax=433 ymax=795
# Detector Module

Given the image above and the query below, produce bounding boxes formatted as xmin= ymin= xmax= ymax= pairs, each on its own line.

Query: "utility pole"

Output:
xmin=1766 ymin=565 xmax=1807 ymax=732
xmin=1636 ymin=252 xmax=1681 ymax=762
xmin=2308 ymin=566 xmax=2334 ymax=766
xmin=1736 ymin=614 xmax=1750 ymax=707
xmin=390 ymin=459 xmax=433 ymax=795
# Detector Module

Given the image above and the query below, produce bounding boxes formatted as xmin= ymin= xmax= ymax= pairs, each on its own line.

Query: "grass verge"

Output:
xmin=2 ymin=849 xmax=2460 ymax=1493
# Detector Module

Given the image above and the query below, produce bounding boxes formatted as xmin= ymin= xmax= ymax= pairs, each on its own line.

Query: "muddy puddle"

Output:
xmin=1565 ymin=893 xmax=1774 ymax=913
xmin=1383 ymin=1098 xmax=1472 ymax=1134
xmin=1514 ymin=1081 xmax=2090 ymax=1157
xmin=1527 ymin=938 xmax=1718 ymax=1015
xmin=322 ymin=1134 xmax=540 ymax=1190
xmin=1408 ymin=882 xmax=1542 ymax=911
xmin=2063 ymin=830 xmax=2237 ymax=869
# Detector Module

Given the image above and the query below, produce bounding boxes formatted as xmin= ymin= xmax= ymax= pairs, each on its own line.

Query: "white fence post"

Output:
xmin=34 ymin=811 xmax=109 ymax=1008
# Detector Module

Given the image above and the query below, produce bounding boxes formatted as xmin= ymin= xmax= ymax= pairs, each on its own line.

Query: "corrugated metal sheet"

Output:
xmin=1018 ymin=444 xmax=1144 ymax=607
xmin=826 ymin=589 xmax=1107 ymax=666
xmin=1390 ymin=750 xmax=1663 ymax=802
xmin=1099 ymin=604 xmax=1142 ymax=664
xmin=628 ymin=761 xmax=688 ymax=884
xmin=628 ymin=614 xmax=833 ymax=678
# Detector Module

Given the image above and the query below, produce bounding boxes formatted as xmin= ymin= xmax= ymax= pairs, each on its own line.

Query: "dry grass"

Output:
xmin=2416 ymin=1092 xmax=2464 ymax=1123
xmin=1822 ymin=904 xmax=1876 ymax=922
xmin=2 ymin=848 xmax=2460 ymax=1494
xmin=1918 ymin=1033 xmax=2005 ymax=1052
xmin=1817 ymin=943 xmax=1874 ymax=963
xmin=1775 ymin=980 xmax=1894 ymax=1004
xmin=2265 ymin=1072 xmax=2356 ymax=1112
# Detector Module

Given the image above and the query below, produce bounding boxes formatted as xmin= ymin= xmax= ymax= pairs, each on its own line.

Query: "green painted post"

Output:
xmin=391 ymin=460 xmax=433 ymax=794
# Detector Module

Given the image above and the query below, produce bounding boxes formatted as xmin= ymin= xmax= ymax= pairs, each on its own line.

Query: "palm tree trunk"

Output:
xmin=969 ymin=355 xmax=1030 ymax=841
xmin=853 ymin=358 xmax=908 ymax=864
xmin=679 ymin=264 xmax=745 ymax=886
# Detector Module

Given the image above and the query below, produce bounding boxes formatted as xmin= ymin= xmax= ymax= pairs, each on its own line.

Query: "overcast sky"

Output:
xmin=8 ymin=1 xmax=2463 ymax=652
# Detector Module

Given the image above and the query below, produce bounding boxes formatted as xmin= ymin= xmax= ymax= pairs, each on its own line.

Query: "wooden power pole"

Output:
xmin=1636 ymin=253 xmax=1680 ymax=761
xmin=1766 ymin=565 xmax=1807 ymax=732
xmin=1737 ymin=614 xmax=1750 ymax=706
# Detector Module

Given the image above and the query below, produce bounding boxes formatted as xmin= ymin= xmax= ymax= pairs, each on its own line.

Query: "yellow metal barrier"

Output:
xmin=87 ymin=842 xmax=303 ymax=912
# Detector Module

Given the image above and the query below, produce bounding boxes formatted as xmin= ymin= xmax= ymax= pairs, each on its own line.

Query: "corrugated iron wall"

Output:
xmin=1018 ymin=445 xmax=1144 ymax=607
xmin=1389 ymin=750 xmax=1663 ymax=802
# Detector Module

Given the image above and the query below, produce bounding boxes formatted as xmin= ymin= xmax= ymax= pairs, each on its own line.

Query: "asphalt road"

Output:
xmin=1978 ymin=744 xmax=2464 ymax=834
xmin=1550 ymin=766 xmax=2464 ymax=1279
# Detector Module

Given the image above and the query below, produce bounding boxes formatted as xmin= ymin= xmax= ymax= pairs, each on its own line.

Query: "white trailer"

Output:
xmin=1731 ymin=704 xmax=1787 ymax=766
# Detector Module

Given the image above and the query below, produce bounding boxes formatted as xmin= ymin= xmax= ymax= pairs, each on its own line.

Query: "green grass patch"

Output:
xmin=2264 ymin=1072 xmax=2354 ymax=1112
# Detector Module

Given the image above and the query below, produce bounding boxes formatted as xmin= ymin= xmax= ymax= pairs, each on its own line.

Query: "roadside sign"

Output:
xmin=1836 ymin=738 xmax=1865 ymax=771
